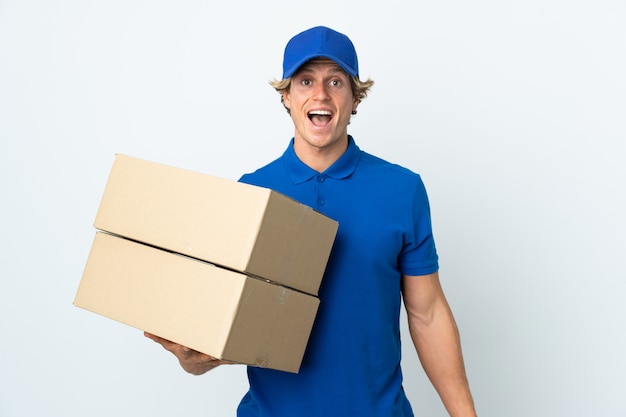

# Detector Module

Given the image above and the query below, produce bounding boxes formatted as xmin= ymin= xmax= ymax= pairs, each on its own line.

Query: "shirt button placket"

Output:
xmin=316 ymin=175 xmax=326 ymax=207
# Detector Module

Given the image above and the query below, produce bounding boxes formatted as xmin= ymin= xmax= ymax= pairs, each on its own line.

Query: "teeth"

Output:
xmin=308 ymin=110 xmax=332 ymax=116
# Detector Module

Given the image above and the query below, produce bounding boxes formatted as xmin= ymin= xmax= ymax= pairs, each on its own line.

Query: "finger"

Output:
xmin=144 ymin=331 xmax=166 ymax=343
xmin=144 ymin=332 xmax=182 ymax=352
xmin=143 ymin=332 xmax=161 ymax=342
xmin=144 ymin=332 xmax=227 ymax=366
xmin=145 ymin=332 xmax=170 ymax=347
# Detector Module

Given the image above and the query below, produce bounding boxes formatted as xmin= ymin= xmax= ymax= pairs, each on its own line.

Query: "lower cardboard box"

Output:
xmin=74 ymin=231 xmax=319 ymax=373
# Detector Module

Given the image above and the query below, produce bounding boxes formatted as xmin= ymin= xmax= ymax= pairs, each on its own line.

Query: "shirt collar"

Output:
xmin=282 ymin=136 xmax=361 ymax=184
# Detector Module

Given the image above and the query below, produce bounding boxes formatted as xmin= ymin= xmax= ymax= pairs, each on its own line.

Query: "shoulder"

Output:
xmin=353 ymin=151 xmax=432 ymax=213
xmin=357 ymin=151 xmax=425 ymax=187
xmin=238 ymin=157 xmax=284 ymax=186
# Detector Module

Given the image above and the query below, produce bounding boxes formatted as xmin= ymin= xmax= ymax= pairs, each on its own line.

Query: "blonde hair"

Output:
xmin=270 ymin=76 xmax=374 ymax=114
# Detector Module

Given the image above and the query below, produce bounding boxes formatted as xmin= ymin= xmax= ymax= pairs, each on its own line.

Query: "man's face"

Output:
xmin=283 ymin=59 xmax=359 ymax=161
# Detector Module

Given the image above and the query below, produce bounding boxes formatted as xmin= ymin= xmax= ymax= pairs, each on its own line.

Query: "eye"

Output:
xmin=301 ymin=79 xmax=312 ymax=86
xmin=330 ymin=80 xmax=341 ymax=87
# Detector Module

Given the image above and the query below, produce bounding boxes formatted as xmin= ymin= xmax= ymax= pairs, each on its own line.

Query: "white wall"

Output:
xmin=1 ymin=1 xmax=624 ymax=416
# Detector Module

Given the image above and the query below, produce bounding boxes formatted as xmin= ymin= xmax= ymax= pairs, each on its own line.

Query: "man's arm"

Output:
xmin=401 ymin=271 xmax=477 ymax=417
xmin=144 ymin=332 xmax=232 ymax=375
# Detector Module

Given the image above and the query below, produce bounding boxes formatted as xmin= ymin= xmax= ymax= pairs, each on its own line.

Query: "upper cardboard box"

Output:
xmin=94 ymin=154 xmax=338 ymax=296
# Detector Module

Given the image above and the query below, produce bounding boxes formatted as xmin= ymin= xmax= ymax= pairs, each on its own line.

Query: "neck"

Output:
xmin=293 ymin=137 xmax=348 ymax=173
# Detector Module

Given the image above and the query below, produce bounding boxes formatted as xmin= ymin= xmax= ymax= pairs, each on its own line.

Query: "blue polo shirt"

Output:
xmin=237 ymin=136 xmax=439 ymax=417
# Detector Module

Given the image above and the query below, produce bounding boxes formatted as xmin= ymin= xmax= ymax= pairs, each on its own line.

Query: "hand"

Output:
xmin=144 ymin=332 xmax=233 ymax=375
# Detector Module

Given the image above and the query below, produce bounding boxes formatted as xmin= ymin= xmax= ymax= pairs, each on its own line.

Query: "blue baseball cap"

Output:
xmin=282 ymin=26 xmax=359 ymax=79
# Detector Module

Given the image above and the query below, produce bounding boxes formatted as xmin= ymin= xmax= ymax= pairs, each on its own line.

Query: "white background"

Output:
xmin=1 ymin=1 xmax=625 ymax=416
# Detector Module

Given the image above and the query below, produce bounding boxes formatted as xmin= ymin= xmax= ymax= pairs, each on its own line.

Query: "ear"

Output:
xmin=352 ymin=95 xmax=360 ymax=113
xmin=282 ymin=90 xmax=291 ymax=111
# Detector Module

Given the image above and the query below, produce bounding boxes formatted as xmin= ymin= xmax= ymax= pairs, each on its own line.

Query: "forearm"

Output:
xmin=409 ymin=307 xmax=476 ymax=417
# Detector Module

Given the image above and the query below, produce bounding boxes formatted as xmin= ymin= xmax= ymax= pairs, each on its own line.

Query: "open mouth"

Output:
xmin=308 ymin=110 xmax=333 ymax=127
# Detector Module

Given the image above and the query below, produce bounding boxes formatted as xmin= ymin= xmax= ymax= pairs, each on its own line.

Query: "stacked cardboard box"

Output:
xmin=74 ymin=155 xmax=338 ymax=373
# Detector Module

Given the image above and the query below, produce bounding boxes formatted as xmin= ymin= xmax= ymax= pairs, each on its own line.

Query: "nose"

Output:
xmin=312 ymin=82 xmax=330 ymax=100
